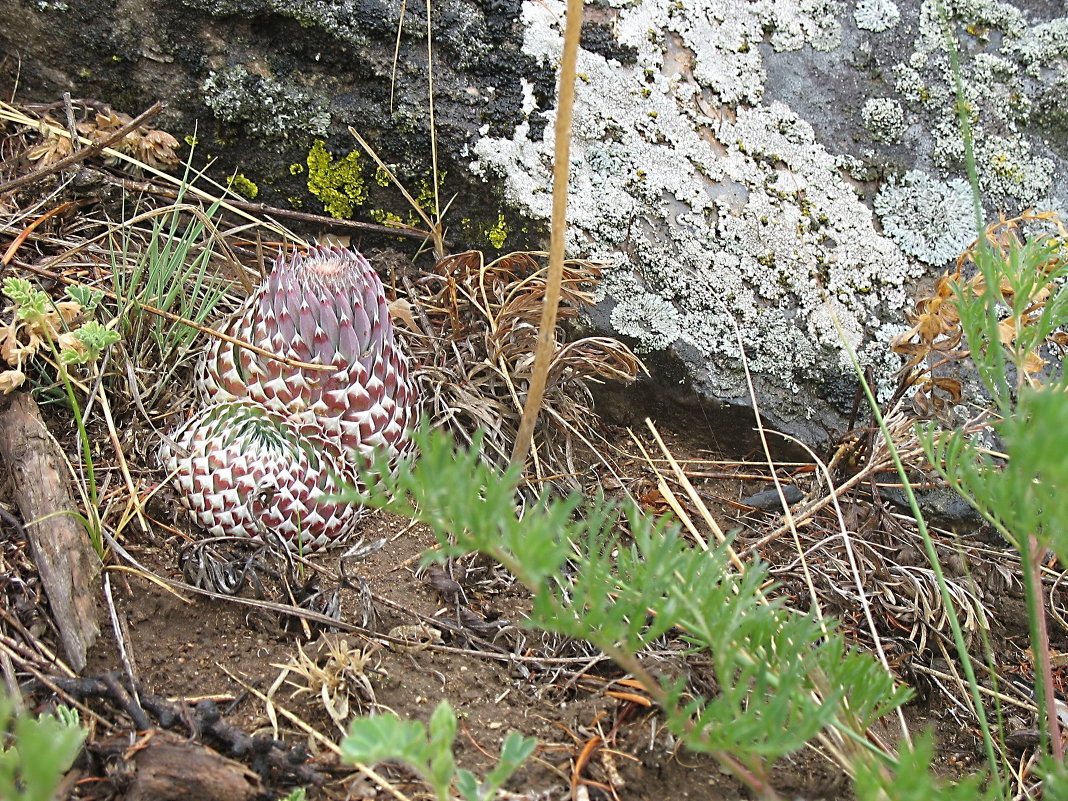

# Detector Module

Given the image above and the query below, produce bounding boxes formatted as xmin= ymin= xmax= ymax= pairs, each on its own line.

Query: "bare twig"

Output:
xmin=0 ymin=102 xmax=165 ymax=196
xmin=101 ymin=172 xmax=440 ymax=245
xmin=510 ymin=0 xmax=584 ymax=467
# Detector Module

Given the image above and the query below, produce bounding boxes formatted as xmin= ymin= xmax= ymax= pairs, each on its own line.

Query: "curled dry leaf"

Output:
xmin=52 ymin=300 xmax=84 ymax=330
xmin=55 ymin=330 xmax=85 ymax=357
xmin=1 ymin=298 xmax=84 ymax=369
xmin=0 ymin=322 xmax=30 ymax=365
xmin=892 ymin=209 xmax=1067 ymax=414
xmin=0 ymin=369 xmax=26 ymax=393
xmin=26 ymin=121 xmax=73 ymax=165
xmin=92 ymin=108 xmax=128 ymax=130
xmin=387 ymin=297 xmax=422 ymax=334
xmin=891 ymin=271 xmax=963 ymax=372
xmin=386 ymin=623 xmax=443 ymax=650
xmin=135 ymin=128 xmax=181 ymax=168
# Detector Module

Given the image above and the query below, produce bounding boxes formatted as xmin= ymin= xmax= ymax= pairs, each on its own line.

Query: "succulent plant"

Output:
xmin=162 ymin=403 xmax=362 ymax=549
xmin=161 ymin=246 xmax=416 ymax=550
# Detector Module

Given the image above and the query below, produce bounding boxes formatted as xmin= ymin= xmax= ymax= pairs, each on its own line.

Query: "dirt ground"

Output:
xmin=2 ymin=400 xmax=1040 ymax=801
xmin=0 ymin=109 xmax=1055 ymax=796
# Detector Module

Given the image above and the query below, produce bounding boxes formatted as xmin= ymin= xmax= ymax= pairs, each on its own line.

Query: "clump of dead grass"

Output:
xmin=399 ymin=249 xmax=645 ymax=485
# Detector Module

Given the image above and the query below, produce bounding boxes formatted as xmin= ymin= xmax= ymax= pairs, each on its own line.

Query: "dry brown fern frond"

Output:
xmin=16 ymin=102 xmax=181 ymax=169
xmin=891 ymin=209 xmax=1068 ymax=417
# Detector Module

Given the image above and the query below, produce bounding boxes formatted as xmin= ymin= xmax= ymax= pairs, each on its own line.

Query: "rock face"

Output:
xmin=0 ymin=0 xmax=542 ymax=244
xmin=471 ymin=0 xmax=1068 ymax=444
xmin=2 ymin=0 xmax=1066 ymax=447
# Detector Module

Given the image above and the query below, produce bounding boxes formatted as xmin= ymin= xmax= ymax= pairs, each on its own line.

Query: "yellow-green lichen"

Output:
xmin=990 ymin=151 xmax=1025 ymax=183
xmin=414 ymin=171 xmax=447 ymax=216
xmin=227 ymin=172 xmax=259 ymax=199
xmin=370 ymin=209 xmax=405 ymax=226
xmin=366 ymin=170 xmax=448 ymax=230
xmin=486 ymin=213 xmax=509 ymax=249
xmin=184 ymin=134 xmax=200 ymax=147
xmin=289 ymin=162 xmax=305 ymax=175
xmin=306 ymin=139 xmax=367 ymax=219
xmin=456 ymin=213 xmax=511 ymax=249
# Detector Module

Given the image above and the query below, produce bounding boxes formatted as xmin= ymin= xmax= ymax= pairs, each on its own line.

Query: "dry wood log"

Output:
xmin=119 ymin=730 xmax=264 ymax=801
xmin=0 ymin=391 xmax=100 ymax=672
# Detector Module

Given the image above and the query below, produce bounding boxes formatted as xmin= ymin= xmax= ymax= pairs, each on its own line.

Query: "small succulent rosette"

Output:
xmin=162 ymin=246 xmax=417 ymax=550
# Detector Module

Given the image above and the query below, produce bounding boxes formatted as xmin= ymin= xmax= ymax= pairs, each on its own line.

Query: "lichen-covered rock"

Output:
xmin=873 ymin=171 xmax=975 ymax=265
xmin=855 ymin=0 xmax=902 ymax=32
xmin=0 ymin=0 xmax=539 ymax=249
xmin=3 ymin=0 xmax=1068 ymax=447
xmin=861 ymin=98 xmax=906 ymax=143
xmin=470 ymin=0 xmax=1068 ymax=442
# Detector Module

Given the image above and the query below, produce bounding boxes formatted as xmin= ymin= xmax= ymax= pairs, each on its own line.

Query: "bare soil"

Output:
xmin=3 ymin=409 xmax=1032 ymax=801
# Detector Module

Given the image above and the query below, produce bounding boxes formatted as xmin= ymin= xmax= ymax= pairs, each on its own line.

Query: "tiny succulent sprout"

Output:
xmin=161 ymin=246 xmax=418 ymax=550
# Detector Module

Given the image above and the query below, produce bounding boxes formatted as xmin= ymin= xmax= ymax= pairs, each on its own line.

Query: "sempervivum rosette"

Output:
xmin=162 ymin=246 xmax=416 ymax=550
xmin=159 ymin=403 xmax=362 ymax=550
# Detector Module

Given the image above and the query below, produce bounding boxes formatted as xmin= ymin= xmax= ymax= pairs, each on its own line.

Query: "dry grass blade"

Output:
xmin=772 ymin=428 xmax=913 ymax=744
xmin=348 ymin=126 xmax=444 ymax=258
xmin=219 ymin=665 xmax=415 ymax=801
xmin=611 ymin=304 xmax=1008 ymax=737
xmin=512 ymin=0 xmax=584 ymax=469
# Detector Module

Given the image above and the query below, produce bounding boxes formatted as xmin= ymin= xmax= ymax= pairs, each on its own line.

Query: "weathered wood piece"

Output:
xmin=0 ymin=391 xmax=100 ymax=672
xmin=121 ymin=731 xmax=264 ymax=801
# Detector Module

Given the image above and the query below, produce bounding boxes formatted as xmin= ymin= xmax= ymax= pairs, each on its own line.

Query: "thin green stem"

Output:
xmin=833 ymin=319 xmax=1006 ymax=800
xmin=937 ymin=4 xmax=1013 ymax=413
xmin=49 ymin=346 xmax=103 ymax=557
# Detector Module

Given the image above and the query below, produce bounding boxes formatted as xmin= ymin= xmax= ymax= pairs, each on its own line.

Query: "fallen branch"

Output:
xmin=45 ymin=672 xmax=324 ymax=787
xmin=0 ymin=391 xmax=100 ymax=672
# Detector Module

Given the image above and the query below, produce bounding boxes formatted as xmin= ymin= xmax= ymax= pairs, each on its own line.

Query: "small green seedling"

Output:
xmin=0 ymin=695 xmax=86 ymax=801
xmin=341 ymin=700 xmax=536 ymax=801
